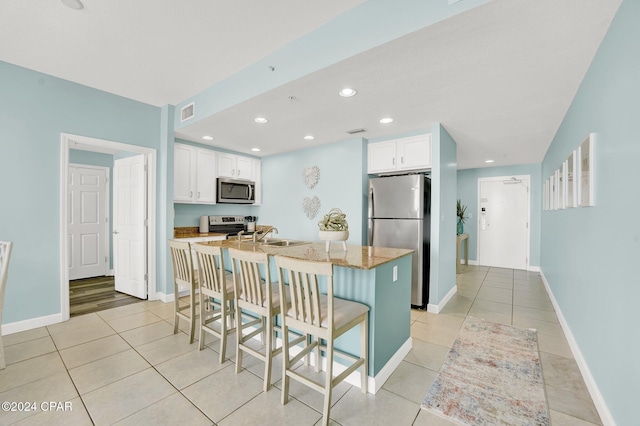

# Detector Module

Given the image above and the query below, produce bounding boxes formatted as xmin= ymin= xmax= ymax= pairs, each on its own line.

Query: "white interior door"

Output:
xmin=113 ymin=155 xmax=147 ymax=299
xmin=478 ymin=176 xmax=529 ymax=270
xmin=68 ymin=165 xmax=107 ymax=280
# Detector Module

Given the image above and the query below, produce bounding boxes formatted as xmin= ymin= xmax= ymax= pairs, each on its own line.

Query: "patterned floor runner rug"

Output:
xmin=421 ymin=317 xmax=549 ymax=425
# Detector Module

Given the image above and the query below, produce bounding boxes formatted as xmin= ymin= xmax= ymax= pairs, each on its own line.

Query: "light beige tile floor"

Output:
xmin=0 ymin=266 xmax=603 ymax=425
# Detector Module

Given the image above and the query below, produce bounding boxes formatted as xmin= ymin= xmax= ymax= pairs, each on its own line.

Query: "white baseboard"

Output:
xmin=460 ymin=260 xmax=539 ymax=271
xmin=540 ymin=271 xmax=615 ymax=426
xmin=155 ymin=289 xmax=191 ymax=303
xmin=2 ymin=313 xmax=64 ymax=336
xmin=427 ymin=285 xmax=457 ymax=314
xmin=367 ymin=337 xmax=412 ymax=393
xmin=155 ymin=291 xmax=172 ymax=303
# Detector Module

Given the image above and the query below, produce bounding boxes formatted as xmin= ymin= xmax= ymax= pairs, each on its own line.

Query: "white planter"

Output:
xmin=318 ymin=230 xmax=349 ymax=252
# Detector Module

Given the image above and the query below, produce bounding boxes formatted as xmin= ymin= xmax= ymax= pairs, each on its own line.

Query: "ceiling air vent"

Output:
xmin=180 ymin=102 xmax=195 ymax=122
xmin=346 ymin=128 xmax=366 ymax=135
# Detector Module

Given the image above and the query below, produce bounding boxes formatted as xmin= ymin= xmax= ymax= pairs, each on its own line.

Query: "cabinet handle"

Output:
xmin=232 ymin=169 xmax=235 ymax=176
xmin=392 ymin=158 xmax=395 ymax=165
xmin=190 ymin=191 xmax=193 ymax=198
xmin=401 ymin=156 xmax=404 ymax=164
xmin=237 ymin=169 xmax=241 ymax=176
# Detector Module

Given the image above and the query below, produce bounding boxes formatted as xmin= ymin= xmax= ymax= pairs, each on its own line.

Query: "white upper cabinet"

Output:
xmin=217 ymin=153 xmax=254 ymax=180
xmin=174 ymin=143 xmax=196 ymax=203
xmin=367 ymin=141 xmax=397 ymax=174
xmin=173 ymin=143 xmax=217 ymax=204
xmin=195 ymin=149 xmax=216 ymax=203
xmin=367 ymin=134 xmax=432 ymax=175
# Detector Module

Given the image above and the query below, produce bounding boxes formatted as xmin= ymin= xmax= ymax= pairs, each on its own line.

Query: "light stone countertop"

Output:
xmin=197 ymin=239 xmax=413 ymax=270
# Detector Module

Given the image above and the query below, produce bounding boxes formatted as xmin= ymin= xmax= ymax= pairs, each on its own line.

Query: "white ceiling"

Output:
xmin=0 ymin=0 xmax=365 ymax=106
xmin=1 ymin=0 xmax=622 ymax=169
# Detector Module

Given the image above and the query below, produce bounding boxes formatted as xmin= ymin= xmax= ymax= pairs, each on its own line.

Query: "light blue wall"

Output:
xmin=257 ymin=138 xmax=367 ymax=243
xmin=0 ymin=61 xmax=162 ymax=325
xmin=540 ymin=1 xmax=638 ymax=424
xmin=174 ymin=204 xmax=255 ymax=227
xmin=429 ymin=124 xmax=458 ymax=304
xmin=69 ymin=149 xmax=114 ymax=168
xmin=457 ymin=163 xmax=542 ymax=266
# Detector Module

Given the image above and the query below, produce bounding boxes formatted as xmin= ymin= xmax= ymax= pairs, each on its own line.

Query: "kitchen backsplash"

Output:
xmin=173 ymin=203 xmax=258 ymax=227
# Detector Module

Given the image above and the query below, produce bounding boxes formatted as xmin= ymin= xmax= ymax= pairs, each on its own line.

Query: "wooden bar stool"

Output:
xmin=228 ymin=248 xmax=283 ymax=392
xmin=275 ymin=255 xmax=369 ymax=426
xmin=193 ymin=243 xmax=235 ymax=363
xmin=168 ymin=240 xmax=198 ymax=344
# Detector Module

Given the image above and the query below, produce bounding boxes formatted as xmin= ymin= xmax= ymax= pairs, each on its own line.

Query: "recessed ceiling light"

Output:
xmin=485 ymin=159 xmax=495 ymax=163
xmin=304 ymin=135 xmax=315 ymax=141
xmin=338 ymin=88 xmax=357 ymax=98
xmin=379 ymin=117 xmax=394 ymax=124
xmin=251 ymin=147 xmax=261 ymax=152
xmin=202 ymin=135 xmax=213 ymax=141
xmin=254 ymin=117 xmax=268 ymax=124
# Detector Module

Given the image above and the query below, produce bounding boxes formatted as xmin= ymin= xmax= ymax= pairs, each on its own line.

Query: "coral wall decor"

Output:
xmin=302 ymin=166 xmax=320 ymax=189
xmin=303 ymin=196 xmax=321 ymax=219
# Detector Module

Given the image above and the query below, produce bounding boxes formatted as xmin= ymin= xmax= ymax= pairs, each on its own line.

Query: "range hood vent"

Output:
xmin=180 ymin=102 xmax=195 ymax=122
xmin=346 ymin=128 xmax=366 ymax=134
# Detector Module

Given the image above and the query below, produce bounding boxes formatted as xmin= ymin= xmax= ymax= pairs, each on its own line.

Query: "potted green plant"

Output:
xmin=318 ymin=208 xmax=349 ymax=251
xmin=456 ymin=199 xmax=468 ymax=235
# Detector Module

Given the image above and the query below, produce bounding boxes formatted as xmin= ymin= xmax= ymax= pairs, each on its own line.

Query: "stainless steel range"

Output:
xmin=206 ymin=215 xmax=247 ymax=236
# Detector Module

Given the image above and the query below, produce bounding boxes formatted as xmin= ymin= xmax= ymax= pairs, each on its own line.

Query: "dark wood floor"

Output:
xmin=69 ymin=276 xmax=144 ymax=317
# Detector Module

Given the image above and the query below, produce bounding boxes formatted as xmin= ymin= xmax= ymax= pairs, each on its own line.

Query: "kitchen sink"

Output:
xmin=260 ymin=239 xmax=308 ymax=247
xmin=237 ymin=238 xmax=308 ymax=247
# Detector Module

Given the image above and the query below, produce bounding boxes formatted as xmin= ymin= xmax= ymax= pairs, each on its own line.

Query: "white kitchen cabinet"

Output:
xmin=174 ymin=143 xmax=195 ymax=203
xmin=217 ymin=153 xmax=254 ymax=180
xmin=367 ymin=134 xmax=432 ymax=174
xmin=173 ymin=143 xmax=217 ymax=204
xmin=195 ymin=149 xmax=216 ymax=203
xmin=367 ymin=141 xmax=397 ymax=174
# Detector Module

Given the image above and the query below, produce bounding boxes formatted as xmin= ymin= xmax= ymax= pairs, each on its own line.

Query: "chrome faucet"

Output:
xmin=253 ymin=226 xmax=278 ymax=242
xmin=237 ymin=230 xmax=247 ymax=241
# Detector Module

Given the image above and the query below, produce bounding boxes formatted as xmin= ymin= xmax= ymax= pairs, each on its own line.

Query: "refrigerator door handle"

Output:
xmin=368 ymin=187 xmax=374 ymax=219
xmin=368 ymin=219 xmax=374 ymax=246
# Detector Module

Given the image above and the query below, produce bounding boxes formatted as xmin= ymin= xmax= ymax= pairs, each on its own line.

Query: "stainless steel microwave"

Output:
xmin=217 ymin=178 xmax=255 ymax=204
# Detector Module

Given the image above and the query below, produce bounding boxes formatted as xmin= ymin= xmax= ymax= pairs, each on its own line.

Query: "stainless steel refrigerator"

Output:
xmin=368 ymin=174 xmax=431 ymax=309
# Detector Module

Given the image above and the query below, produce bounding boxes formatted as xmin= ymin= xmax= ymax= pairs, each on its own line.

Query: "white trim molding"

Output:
xmin=2 ymin=313 xmax=63 ymax=336
xmin=427 ymin=285 xmax=457 ymax=314
xmin=60 ymin=133 xmax=157 ymax=324
xmin=540 ymin=271 xmax=615 ymax=426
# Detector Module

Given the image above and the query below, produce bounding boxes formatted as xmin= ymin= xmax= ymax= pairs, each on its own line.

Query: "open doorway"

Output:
xmin=60 ymin=133 xmax=157 ymax=321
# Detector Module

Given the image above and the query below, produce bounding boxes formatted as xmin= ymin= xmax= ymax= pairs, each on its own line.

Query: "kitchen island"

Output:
xmin=198 ymin=239 xmax=413 ymax=393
